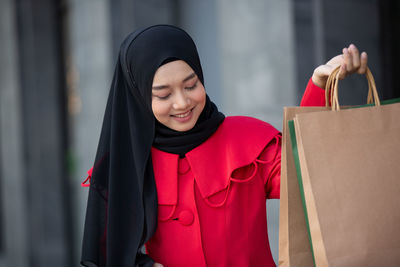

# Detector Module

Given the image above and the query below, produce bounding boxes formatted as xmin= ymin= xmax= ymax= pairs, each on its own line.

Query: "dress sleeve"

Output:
xmin=256 ymin=78 xmax=323 ymax=199
xmin=256 ymin=133 xmax=282 ymax=199
xmin=300 ymin=78 xmax=326 ymax=107
xmin=81 ymin=167 xmax=93 ymax=187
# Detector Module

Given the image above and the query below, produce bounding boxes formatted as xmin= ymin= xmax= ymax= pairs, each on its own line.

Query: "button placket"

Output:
xmin=178 ymin=156 xmax=207 ymax=266
xmin=175 ymin=158 xmax=194 ymax=226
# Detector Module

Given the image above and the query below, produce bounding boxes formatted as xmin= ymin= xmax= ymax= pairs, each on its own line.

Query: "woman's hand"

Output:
xmin=153 ymin=263 xmax=164 ymax=267
xmin=312 ymin=44 xmax=368 ymax=89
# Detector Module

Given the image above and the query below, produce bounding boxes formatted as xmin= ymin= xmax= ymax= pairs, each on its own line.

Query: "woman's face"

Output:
xmin=151 ymin=60 xmax=206 ymax=132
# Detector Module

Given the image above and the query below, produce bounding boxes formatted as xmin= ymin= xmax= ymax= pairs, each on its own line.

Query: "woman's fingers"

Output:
xmin=340 ymin=44 xmax=368 ymax=77
xmin=338 ymin=63 xmax=347 ymax=80
xmin=311 ymin=44 xmax=368 ymax=88
xmin=349 ymin=44 xmax=360 ymax=69
xmin=343 ymin=47 xmax=352 ymax=72
xmin=357 ymin=52 xmax=368 ymax=74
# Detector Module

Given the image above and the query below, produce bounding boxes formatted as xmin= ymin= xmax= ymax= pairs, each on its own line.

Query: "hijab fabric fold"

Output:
xmin=81 ymin=25 xmax=224 ymax=267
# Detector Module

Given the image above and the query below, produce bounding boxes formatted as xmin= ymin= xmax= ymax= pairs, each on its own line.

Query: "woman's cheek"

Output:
xmin=152 ymin=100 xmax=171 ymax=121
xmin=194 ymin=87 xmax=206 ymax=106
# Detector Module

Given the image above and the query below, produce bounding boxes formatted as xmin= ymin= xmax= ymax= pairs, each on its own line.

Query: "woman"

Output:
xmin=81 ymin=25 xmax=368 ymax=267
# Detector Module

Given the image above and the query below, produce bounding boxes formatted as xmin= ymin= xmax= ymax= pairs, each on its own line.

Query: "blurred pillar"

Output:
xmin=13 ymin=0 xmax=71 ymax=266
xmin=217 ymin=0 xmax=296 ymax=129
xmin=0 ymin=1 xmax=29 ymax=266
xmin=216 ymin=0 xmax=297 ymax=263
xmin=294 ymin=0 xmax=383 ymax=104
xmin=179 ymin=0 xmax=223 ymax=107
xmin=66 ymin=0 xmax=113 ymax=263
xmin=109 ymin=0 xmax=179 ymax=62
xmin=323 ymin=0 xmax=382 ymax=105
xmin=379 ymin=0 xmax=400 ymax=100
xmin=292 ymin=0 xmax=317 ymax=101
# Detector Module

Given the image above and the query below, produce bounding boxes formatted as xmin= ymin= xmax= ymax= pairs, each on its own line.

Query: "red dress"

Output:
xmin=145 ymin=79 xmax=325 ymax=266
xmin=82 ymin=79 xmax=325 ymax=266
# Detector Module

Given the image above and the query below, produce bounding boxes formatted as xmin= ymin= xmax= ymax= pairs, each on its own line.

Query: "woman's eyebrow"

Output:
xmin=152 ymin=72 xmax=196 ymax=90
xmin=182 ymin=72 xmax=196 ymax=82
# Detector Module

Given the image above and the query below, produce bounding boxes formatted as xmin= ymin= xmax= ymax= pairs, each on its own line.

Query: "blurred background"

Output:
xmin=0 ymin=0 xmax=399 ymax=266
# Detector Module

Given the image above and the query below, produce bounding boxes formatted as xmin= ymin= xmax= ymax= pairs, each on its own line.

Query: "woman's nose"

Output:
xmin=172 ymin=91 xmax=190 ymax=110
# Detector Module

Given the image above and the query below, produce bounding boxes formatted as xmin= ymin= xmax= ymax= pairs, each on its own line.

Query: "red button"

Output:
xmin=178 ymin=210 xmax=194 ymax=226
xmin=178 ymin=158 xmax=190 ymax=174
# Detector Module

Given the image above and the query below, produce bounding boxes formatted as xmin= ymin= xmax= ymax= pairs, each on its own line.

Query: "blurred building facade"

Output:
xmin=0 ymin=0 xmax=399 ymax=266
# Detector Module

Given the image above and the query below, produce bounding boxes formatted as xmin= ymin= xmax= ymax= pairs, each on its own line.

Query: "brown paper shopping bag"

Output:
xmin=279 ymin=106 xmax=328 ymax=267
xmin=278 ymin=67 xmax=360 ymax=266
xmin=292 ymin=67 xmax=400 ymax=266
xmin=278 ymin=67 xmax=362 ymax=266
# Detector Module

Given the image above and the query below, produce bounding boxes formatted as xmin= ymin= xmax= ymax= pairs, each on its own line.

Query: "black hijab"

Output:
xmin=81 ymin=25 xmax=224 ymax=267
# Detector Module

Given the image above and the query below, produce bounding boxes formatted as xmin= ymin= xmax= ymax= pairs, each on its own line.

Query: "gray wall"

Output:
xmin=1 ymin=0 xmax=71 ymax=266
xmin=67 ymin=0 xmax=113 ymax=263
xmin=0 ymin=0 xmax=28 ymax=266
xmin=294 ymin=0 xmax=383 ymax=105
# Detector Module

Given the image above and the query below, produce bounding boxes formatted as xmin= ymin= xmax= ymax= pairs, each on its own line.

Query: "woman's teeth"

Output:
xmin=174 ymin=110 xmax=191 ymax=117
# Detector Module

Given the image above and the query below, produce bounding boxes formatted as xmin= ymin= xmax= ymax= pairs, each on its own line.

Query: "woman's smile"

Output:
xmin=171 ymin=107 xmax=194 ymax=121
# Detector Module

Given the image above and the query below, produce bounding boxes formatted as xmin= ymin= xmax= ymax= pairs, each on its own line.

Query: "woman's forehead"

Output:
xmin=152 ymin=60 xmax=196 ymax=86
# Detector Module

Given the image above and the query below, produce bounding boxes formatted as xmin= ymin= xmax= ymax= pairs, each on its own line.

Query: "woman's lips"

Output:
xmin=171 ymin=108 xmax=194 ymax=122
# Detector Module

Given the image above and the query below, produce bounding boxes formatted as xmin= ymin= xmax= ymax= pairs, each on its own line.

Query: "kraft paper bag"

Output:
xmin=279 ymin=106 xmax=328 ymax=267
xmin=279 ymin=66 xmax=352 ymax=266
xmin=278 ymin=66 xmax=352 ymax=266
xmin=291 ymin=67 xmax=400 ymax=266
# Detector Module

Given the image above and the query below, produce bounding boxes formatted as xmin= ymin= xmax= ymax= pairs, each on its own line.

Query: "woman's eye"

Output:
xmin=154 ymin=94 xmax=170 ymax=100
xmin=185 ymin=82 xmax=198 ymax=90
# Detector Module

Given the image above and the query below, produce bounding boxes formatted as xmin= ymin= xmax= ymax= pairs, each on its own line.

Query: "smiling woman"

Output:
xmin=151 ymin=60 xmax=206 ymax=132
xmin=81 ymin=24 xmax=369 ymax=267
xmin=80 ymin=25 xmax=225 ymax=267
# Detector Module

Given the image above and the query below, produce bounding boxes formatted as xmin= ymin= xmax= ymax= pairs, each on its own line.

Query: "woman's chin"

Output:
xmin=169 ymin=121 xmax=196 ymax=132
